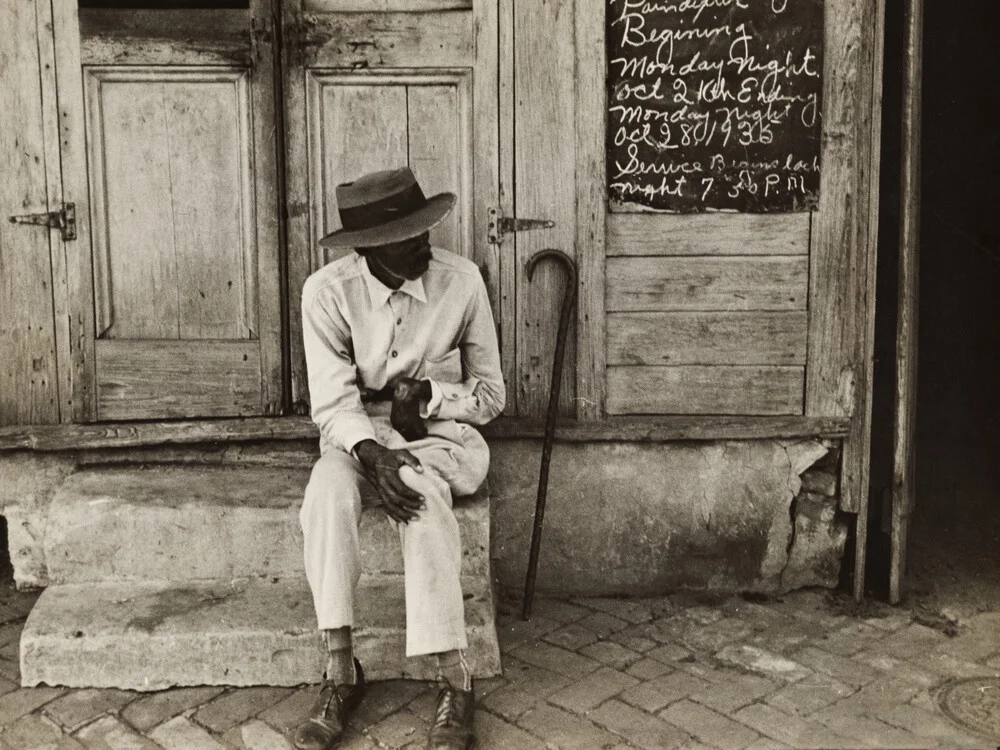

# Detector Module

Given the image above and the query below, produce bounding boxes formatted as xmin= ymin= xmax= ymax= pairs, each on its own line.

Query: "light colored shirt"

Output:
xmin=302 ymin=248 xmax=506 ymax=455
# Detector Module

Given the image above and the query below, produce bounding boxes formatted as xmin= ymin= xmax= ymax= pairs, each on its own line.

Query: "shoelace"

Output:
xmin=433 ymin=688 xmax=464 ymax=728
xmin=315 ymin=681 xmax=344 ymax=723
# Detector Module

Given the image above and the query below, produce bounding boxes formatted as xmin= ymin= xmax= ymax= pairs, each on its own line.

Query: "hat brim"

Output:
xmin=318 ymin=192 xmax=457 ymax=249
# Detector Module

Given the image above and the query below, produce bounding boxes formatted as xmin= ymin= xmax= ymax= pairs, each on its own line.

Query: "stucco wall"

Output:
xmin=488 ymin=439 xmax=847 ymax=596
xmin=0 ymin=437 xmax=848 ymax=595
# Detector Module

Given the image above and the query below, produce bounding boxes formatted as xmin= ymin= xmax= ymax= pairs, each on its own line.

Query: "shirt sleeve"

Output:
xmin=432 ymin=275 xmax=506 ymax=425
xmin=302 ymin=285 xmax=377 ymax=454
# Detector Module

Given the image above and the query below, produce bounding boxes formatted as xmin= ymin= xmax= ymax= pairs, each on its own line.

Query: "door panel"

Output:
xmin=306 ymin=72 xmax=471 ymax=270
xmin=96 ymin=340 xmax=261 ymax=420
xmin=284 ymin=0 xmax=496 ymax=410
xmin=86 ymin=69 xmax=257 ymax=341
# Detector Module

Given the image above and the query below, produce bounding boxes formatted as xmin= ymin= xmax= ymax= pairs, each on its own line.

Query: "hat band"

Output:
xmin=338 ymin=181 xmax=427 ymax=234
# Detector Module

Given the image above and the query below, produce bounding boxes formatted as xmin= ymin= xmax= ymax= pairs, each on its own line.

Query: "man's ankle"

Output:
xmin=436 ymin=650 xmax=472 ymax=692
xmin=322 ymin=627 xmax=356 ymax=685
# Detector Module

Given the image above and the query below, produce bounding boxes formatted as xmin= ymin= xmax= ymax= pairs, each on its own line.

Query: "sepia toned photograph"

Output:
xmin=1 ymin=0 xmax=997 ymax=747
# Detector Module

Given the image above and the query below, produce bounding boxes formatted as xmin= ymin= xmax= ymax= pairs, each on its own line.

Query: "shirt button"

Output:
xmin=396 ymin=318 xmax=402 ymax=325
xmin=391 ymin=350 xmax=398 ymax=358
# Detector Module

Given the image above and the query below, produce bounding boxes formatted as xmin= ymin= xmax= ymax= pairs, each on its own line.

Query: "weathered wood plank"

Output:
xmin=0 ymin=414 xmax=849 ymax=452
xmin=852 ymin=0 xmax=886 ymax=601
xmin=407 ymin=83 xmax=464 ymax=255
xmin=36 ymin=0 xmax=72 ymax=423
xmin=471 ymin=0 xmax=503 ymax=413
xmin=305 ymin=0 xmax=471 ymax=10
xmin=0 ymin=0 xmax=61 ymax=425
xmin=607 ymin=213 xmax=810 ymax=256
xmin=283 ymin=0 xmax=317 ymax=411
xmin=607 ymin=312 xmax=808 ymax=366
xmin=87 ymin=75 xmax=179 ymax=338
xmin=249 ymin=0 xmax=284 ymax=415
xmin=607 ymin=366 xmax=805 ymax=415
xmin=497 ymin=0 xmax=517 ymax=412
xmin=52 ymin=0 xmax=98 ymax=422
xmin=514 ymin=0 xmax=577 ymax=417
xmin=890 ymin=0 xmax=922 ymax=605
xmin=806 ymin=0 xmax=881 ymax=419
xmin=96 ymin=341 xmax=262 ymax=420
xmin=79 ymin=9 xmax=250 ymax=66
xmin=575 ymin=0 xmax=607 ymax=419
xmin=299 ymin=11 xmax=474 ymax=68
xmin=607 ymin=256 xmax=808 ymax=312
xmin=167 ymin=79 xmax=255 ymax=340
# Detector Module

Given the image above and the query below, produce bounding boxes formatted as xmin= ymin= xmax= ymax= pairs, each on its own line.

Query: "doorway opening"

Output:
xmin=0 ymin=516 xmax=11 ymax=587
xmin=867 ymin=0 xmax=1000 ymax=609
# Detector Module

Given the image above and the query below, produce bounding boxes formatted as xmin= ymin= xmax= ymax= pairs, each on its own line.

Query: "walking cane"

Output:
xmin=522 ymin=249 xmax=578 ymax=620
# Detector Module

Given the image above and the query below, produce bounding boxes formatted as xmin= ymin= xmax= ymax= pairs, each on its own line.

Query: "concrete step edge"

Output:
xmin=21 ymin=575 xmax=501 ymax=690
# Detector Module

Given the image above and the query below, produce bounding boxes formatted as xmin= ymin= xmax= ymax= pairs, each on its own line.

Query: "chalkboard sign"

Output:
xmin=607 ymin=0 xmax=824 ymax=212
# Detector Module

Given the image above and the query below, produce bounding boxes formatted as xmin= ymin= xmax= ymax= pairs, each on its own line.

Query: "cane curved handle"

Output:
xmin=525 ymin=248 xmax=578 ymax=291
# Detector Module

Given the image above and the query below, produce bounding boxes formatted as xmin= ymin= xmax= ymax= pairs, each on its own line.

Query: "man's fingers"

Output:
xmin=383 ymin=502 xmax=416 ymax=523
xmin=381 ymin=486 xmax=422 ymax=522
xmin=386 ymin=475 xmax=424 ymax=507
xmin=397 ymin=450 xmax=424 ymax=472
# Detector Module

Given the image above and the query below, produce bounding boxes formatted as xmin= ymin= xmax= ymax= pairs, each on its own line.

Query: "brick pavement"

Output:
xmin=1 ymin=584 xmax=999 ymax=749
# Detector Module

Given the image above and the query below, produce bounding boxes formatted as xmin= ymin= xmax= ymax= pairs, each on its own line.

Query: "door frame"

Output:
xmin=51 ymin=0 xmax=97 ymax=422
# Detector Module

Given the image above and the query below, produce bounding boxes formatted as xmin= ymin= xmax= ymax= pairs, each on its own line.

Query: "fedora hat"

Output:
xmin=319 ymin=167 xmax=456 ymax=249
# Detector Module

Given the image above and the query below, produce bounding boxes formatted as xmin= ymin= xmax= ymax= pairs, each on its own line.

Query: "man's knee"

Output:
xmin=301 ymin=451 xmax=363 ymax=531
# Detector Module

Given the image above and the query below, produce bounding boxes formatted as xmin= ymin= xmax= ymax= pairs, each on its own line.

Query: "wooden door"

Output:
xmin=283 ymin=0 xmax=500 ymax=412
xmin=53 ymin=0 xmax=282 ymax=420
xmin=0 ymin=0 xmax=63 ymax=425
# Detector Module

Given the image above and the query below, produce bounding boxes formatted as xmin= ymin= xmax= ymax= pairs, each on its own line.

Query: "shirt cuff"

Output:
xmin=420 ymin=379 xmax=444 ymax=419
xmin=332 ymin=414 xmax=378 ymax=456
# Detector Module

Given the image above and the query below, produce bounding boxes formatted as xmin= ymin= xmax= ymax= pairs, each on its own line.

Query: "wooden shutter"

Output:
xmin=53 ymin=0 xmax=282 ymax=420
xmin=282 ymin=0 xmax=499 ymax=412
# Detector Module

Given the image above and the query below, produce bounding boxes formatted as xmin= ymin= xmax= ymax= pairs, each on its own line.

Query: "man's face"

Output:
xmin=364 ymin=232 xmax=432 ymax=281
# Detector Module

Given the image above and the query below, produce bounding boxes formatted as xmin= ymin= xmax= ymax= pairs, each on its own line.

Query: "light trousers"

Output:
xmin=300 ymin=407 xmax=489 ymax=657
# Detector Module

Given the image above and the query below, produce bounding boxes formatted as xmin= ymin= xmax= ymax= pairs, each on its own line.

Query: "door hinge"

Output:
xmin=487 ymin=207 xmax=555 ymax=245
xmin=9 ymin=203 xmax=76 ymax=241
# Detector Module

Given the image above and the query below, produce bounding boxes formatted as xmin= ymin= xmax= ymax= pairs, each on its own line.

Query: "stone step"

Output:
xmin=43 ymin=465 xmax=490 ymax=584
xmin=21 ymin=575 xmax=501 ymax=691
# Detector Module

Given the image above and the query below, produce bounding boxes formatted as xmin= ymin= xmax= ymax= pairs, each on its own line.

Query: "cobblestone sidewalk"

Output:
xmin=2 ymin=584 xmax=999 ymax=749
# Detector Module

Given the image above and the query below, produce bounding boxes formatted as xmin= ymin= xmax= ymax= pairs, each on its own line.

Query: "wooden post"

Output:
xmin=890 ymin=0 xmax=923 ymax=605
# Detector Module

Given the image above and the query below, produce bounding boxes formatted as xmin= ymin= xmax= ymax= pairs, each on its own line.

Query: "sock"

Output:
xmin=436 ymin=649 xmax=472 ymax=692
xmin=322 ymin=627 xmax=356 ymax=685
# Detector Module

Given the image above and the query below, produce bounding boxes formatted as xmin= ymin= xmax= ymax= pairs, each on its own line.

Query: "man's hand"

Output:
xmin=355 ymin=439 xmax=425 ymax=523
xmin=391 ymin=377 xmax=432 ymax=442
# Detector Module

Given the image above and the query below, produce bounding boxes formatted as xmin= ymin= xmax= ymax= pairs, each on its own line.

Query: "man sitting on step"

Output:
xmin=294 ymin=167 xmax=505 ymax=750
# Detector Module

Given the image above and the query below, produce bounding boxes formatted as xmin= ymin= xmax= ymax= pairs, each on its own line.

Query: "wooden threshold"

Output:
xmin=0 ymin=415 xmax=850 ymax=452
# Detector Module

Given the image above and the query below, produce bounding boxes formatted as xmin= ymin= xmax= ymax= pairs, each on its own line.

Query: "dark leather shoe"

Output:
xmin=292 ymin=659 xmax=366 ymax=750
xmin=426 ymin=683 xmax=475 ymax=749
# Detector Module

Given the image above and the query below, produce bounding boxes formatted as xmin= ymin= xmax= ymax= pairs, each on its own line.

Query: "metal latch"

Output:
xmin=487 ymin=207 xmax=555 ymax=244
xmin=9 ymin=203 xmax=76 ymax=241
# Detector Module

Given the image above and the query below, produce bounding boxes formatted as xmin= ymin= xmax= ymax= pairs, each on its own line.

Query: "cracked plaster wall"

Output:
xmin=0 ymin=437 xmax=848 ymax=596
xmin=488 ymin=438 xmax=847 ymax=596
xmin=0 ymin=452 xmax=77 ymax=588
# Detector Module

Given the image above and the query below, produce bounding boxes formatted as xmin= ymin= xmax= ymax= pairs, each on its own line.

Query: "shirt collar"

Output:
xmin=358 ymin=253 xmax=427 ymax=307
